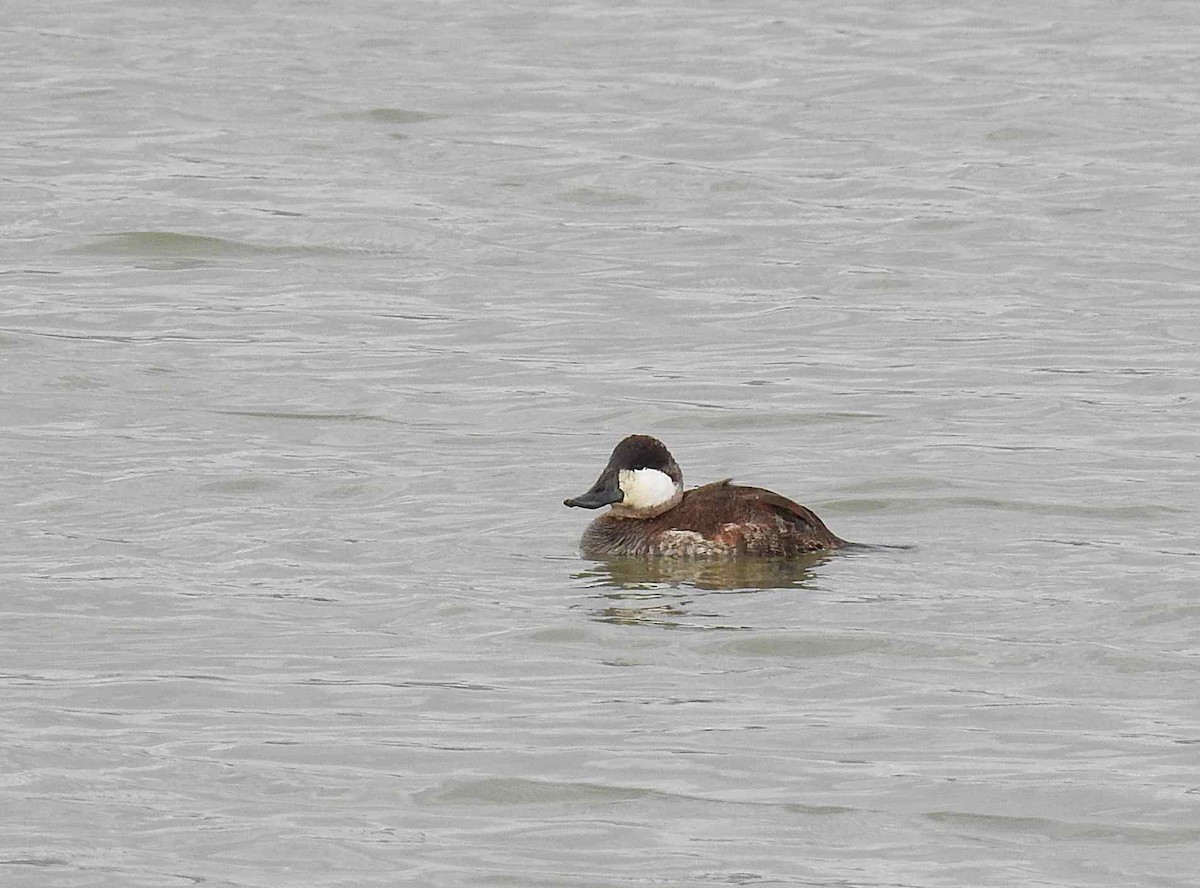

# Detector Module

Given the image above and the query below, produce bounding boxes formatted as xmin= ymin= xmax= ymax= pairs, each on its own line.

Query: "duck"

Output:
xmin=563 ymin=435 xmax=847 ymax=558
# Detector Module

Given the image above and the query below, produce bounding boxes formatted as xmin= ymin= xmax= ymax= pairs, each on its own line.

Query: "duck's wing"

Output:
xmin=679 ymin=480 xmax=842 ymax=543
xmin=733 ymin=483 xmax=846 ymax=548
xmin=743 ymin=487 xmax=827 ymax=530
xmin=669 ymin=480 xmax=845 ymax=553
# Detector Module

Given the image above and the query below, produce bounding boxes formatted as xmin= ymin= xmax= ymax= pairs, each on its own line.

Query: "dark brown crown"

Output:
xmin=605 ymin=435 xmax=682 ymax=484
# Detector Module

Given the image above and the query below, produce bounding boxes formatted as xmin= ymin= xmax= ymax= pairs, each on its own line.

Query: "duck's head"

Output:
xmin=564 ymin=434 xmax=684 ymax=519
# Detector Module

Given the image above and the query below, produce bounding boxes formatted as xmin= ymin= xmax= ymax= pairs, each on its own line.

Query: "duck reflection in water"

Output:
xmin=574 ymin=554 xmax=835 ymax=628
xmin=578 ymin=551 xmax=835 ymax=591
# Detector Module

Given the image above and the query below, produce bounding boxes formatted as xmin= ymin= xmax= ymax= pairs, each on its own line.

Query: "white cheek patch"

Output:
xmin=617 ymin=468 xmax=678 ymax=510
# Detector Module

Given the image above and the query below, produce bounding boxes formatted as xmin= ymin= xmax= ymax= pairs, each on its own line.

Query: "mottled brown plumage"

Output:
xmin=565 ymin=436 xmax=847 ymax=558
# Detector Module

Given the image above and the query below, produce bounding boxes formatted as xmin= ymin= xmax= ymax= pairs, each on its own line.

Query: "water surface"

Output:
xmin=3 ymin=1 xmax=1198 ymax=886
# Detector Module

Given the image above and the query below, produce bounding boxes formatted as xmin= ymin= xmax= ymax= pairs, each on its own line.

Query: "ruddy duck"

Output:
xmin=564 ymin=435 xmax=847 ymax=558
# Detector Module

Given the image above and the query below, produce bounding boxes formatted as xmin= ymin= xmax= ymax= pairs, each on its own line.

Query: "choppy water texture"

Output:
xmin=3 ymin=1 xmax=1198 ymax=886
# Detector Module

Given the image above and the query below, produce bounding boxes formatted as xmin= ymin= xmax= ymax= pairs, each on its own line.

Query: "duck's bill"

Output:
xmin=563 ymin=473 xmax=624 ymax=509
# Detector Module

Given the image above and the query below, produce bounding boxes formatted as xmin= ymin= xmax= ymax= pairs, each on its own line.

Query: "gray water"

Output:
xmin=3 ymin=1 xmax=1198 ymax=886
